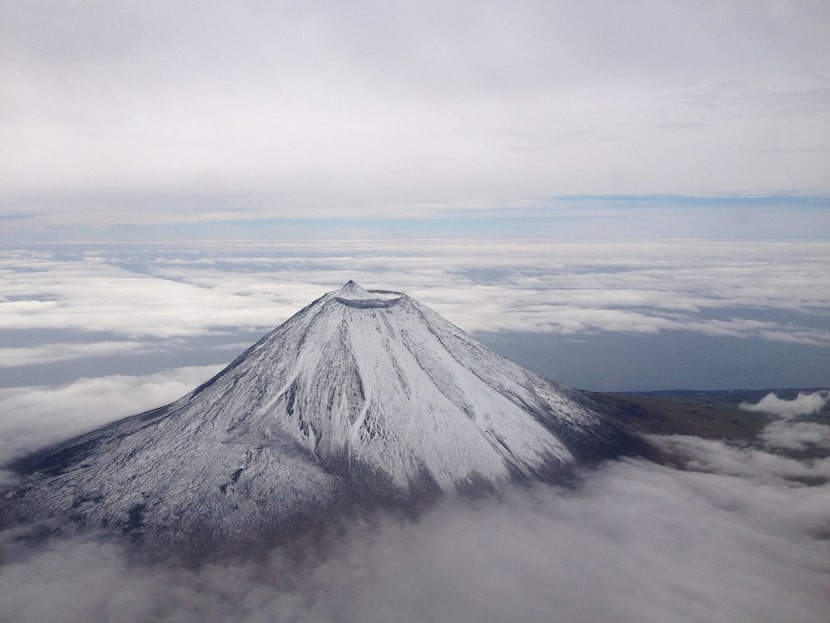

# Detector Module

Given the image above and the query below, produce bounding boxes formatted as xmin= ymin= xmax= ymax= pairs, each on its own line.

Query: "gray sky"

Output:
xmin=1 ymin=1 xmax=829 ymax=238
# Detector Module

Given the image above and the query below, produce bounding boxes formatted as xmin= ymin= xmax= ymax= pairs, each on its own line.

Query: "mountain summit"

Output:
xmin=3 ymin=282 xmax=639 ymax=555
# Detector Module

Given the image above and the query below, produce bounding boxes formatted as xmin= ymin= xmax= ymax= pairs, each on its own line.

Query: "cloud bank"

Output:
xmin=740 ymin=390 xmax=830 ymax=417
xmin=1 ymin=282 xmax=827 ymax=621
xmin=1 ymin=451 xmax=827 ymax=623
xmin=0 ymin=341 xmax=148 ymax=368
xmin=2 ymin=240 xmax=827 ymax=390
xmin=0 ymin=365 xmax=221 ymax=466
xmin=762 ymin=421 xmax=830 ymax=453
xmin=652 ymin=434 xmax=830 ymax=485
xmin=2 ymin=240 xmax=828 ymax=344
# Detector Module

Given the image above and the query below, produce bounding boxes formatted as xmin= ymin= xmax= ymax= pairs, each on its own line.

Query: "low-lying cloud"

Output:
xmin=651 ymin=433 xmax=830 ymax=484
xmin=1 ymin=240 xmax=827 ymax=619
xmin=651 ymin=403 xmax=830 ymax=487
xmin=1 ymin=338 xmax=827 ymax=621
xmin=2 ymin=240 xmax=829 ymax=346
xmin=761 ymin=420 xmax=830 ymax=452
xmin=740 ymin=390 xmax=830 ymax=417
xmin=1 ymin=450 xmax=827 ymax=623
xmin=0 ymin=364 xmax=221 ymax=466
xmin=0 ymin=341 xmax=149 ymax=368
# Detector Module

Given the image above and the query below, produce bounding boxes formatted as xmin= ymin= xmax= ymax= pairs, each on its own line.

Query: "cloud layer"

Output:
xmin=740 ymin=390 xmax=830 ymax=417
xmin=2 ymin=258 xmax=827 ymax=622
xmin=2 ymin=1 xmax=829 ymax=235
xmin=2 ymin=240 xmax=826 ymax=391
xmin=1 ymin=452 xmax=827 ymax=623
xmin=2 ymin=240 xmax=828 ymax=344
xmin=0 ymin=364 xmax=221 ymax=466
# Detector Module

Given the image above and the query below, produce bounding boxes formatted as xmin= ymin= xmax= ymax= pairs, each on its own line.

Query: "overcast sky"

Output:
xmin=1 ymin=0 xmax=829 ymax=239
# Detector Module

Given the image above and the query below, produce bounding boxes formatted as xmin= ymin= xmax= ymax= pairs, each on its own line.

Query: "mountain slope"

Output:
xmin=3 ymin=282 xmax=638 ymax=554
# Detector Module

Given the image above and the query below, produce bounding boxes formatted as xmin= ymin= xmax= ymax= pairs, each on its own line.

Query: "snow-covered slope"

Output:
xmin=3 ymin=282 xmax=632 ymax=554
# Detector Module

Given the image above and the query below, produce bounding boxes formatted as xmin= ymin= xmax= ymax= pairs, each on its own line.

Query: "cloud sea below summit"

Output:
xmin=1 ymin=407 xmax=828 ymax=623
xmin=1 ymin=239 xmax=828 ymax=391
xmin=1 ymin=333 xmax=828 ymax=622
xmin=0 ymin=242 xmax=828 ymax=622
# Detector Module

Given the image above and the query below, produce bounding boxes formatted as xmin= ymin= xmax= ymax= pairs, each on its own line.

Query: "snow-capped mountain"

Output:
xmin=3 ymin=282 xmax=638 ymax=555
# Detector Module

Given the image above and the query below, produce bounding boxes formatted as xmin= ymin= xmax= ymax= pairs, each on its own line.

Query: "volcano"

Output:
xmin=3 ymin=282 xmax=641 ymax=555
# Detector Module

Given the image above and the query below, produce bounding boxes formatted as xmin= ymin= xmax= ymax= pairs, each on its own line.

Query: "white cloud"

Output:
xmin=0 ymin=455 xmax=827 ymax=623
xmin=0 ymin=236 xmax=827 ymax=621
xmin=761 ymin=421 xmax=830 ymax=452
xmin=2 ymin=240 xmax=828 ymax=347
xmin=650 ymin=434 xmax=830 ymax=485
xmin=740 ymin=390 xmax=830 ymax=417
xmin=738 ymin=390 xmax=830 ymax=451
xmin=0 ymin=254 xmax=309 ymax=339
xmin=0 ymin=364 xmax=222 ymax=465
xmin=1 ymin=0 xmax=829 ymax=231
xmin=0 ymin=341 xmax=148 ymax=368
